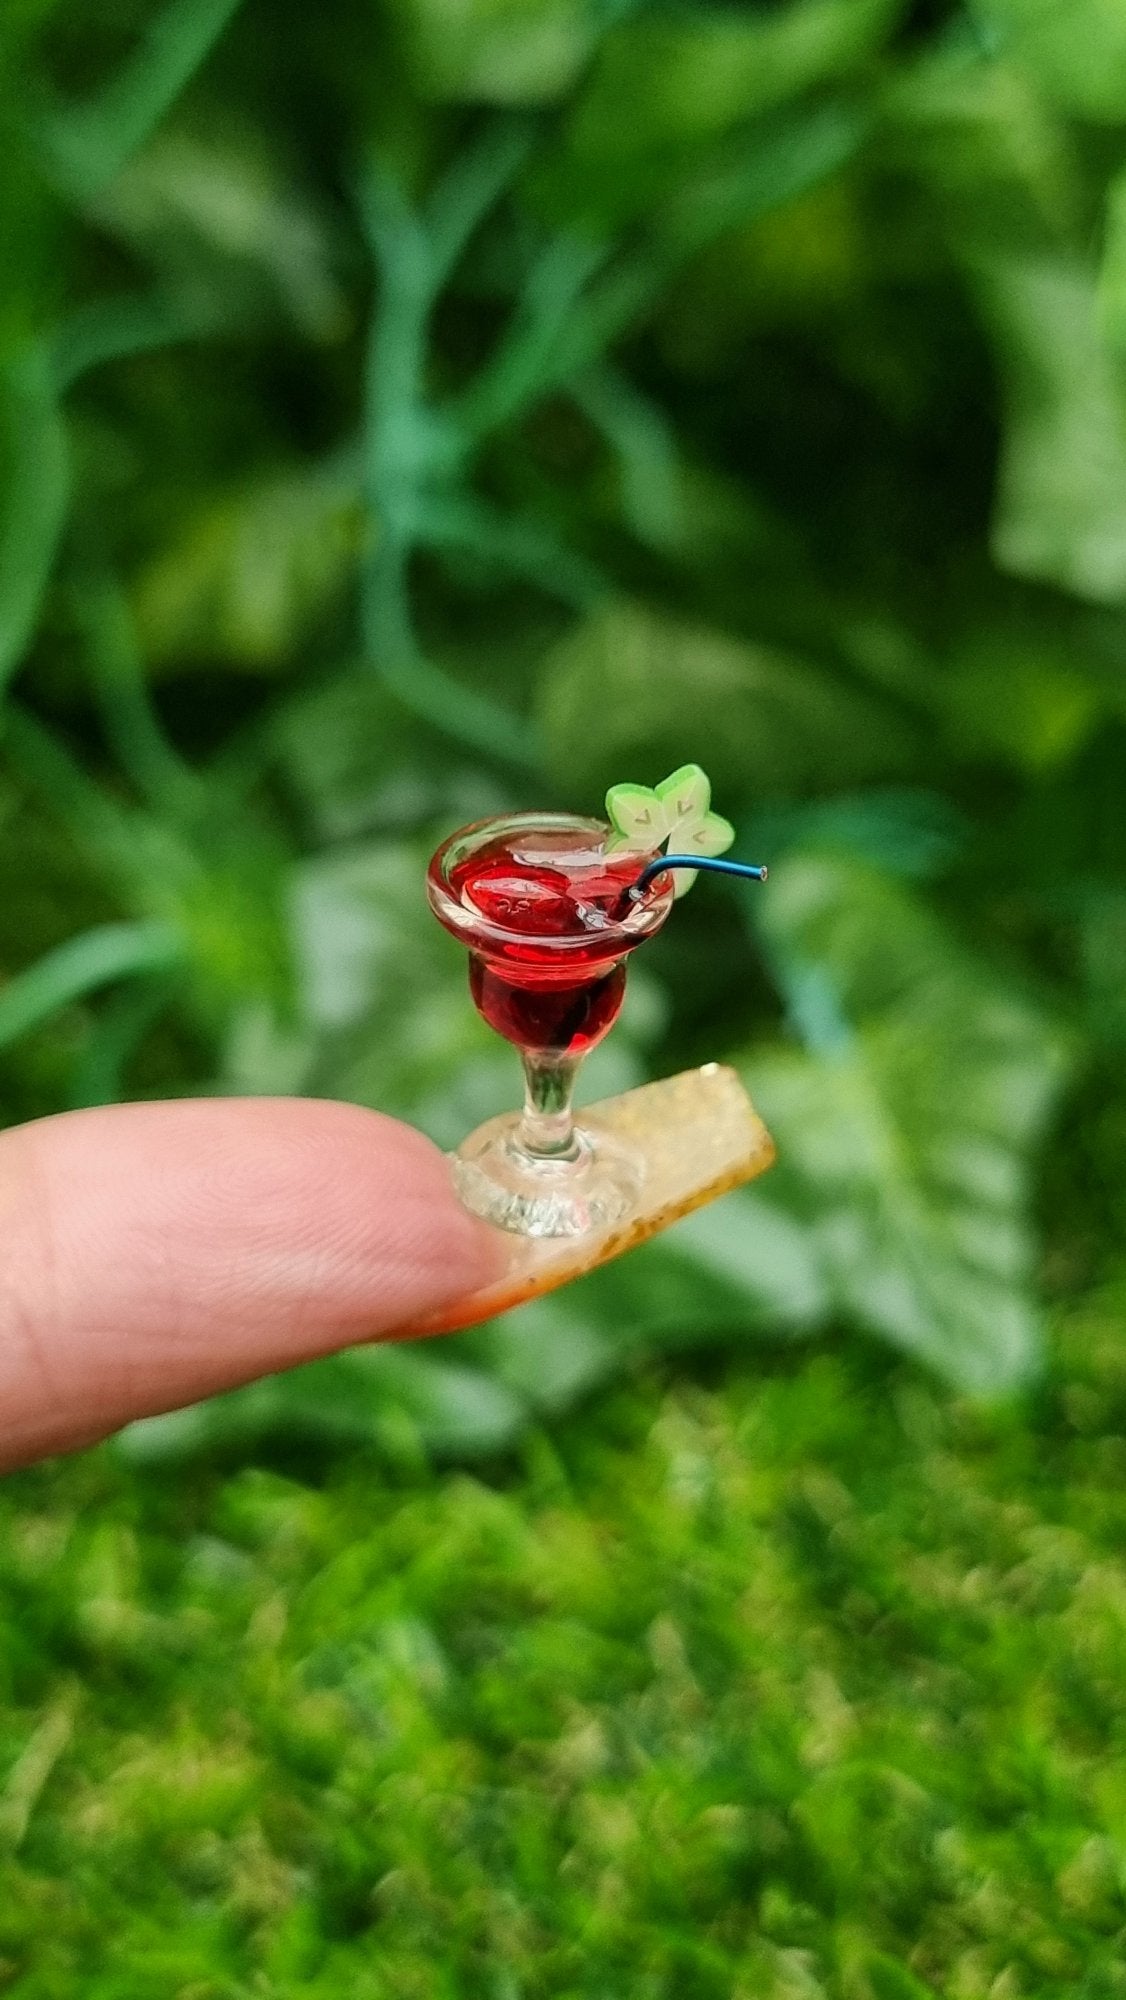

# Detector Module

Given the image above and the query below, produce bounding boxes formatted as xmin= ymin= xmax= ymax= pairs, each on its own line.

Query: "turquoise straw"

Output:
xmin=630 ymin=853 xmax=768 ymax=899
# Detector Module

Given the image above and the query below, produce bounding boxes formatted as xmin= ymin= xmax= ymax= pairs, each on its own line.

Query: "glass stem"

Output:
xmin=518 ymin=1050 xmax=582 ymax=1162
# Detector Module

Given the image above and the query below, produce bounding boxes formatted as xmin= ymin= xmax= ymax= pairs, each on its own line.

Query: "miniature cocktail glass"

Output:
xmin=427 ymin=811 xmax=675 ymax=1237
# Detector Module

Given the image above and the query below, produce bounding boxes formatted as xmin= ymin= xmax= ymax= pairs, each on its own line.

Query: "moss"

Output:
xmin=1 ymin=1298 xmax=1124 ymax=1995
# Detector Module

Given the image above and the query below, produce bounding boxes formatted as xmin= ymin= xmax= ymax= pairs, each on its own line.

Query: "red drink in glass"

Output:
xmin=427 ymin=813 xmax=674 ymax=1236
xmin=447 ymin=831 xmax=660 ymax=1056
xmin=468 ymin=952 xmax=626 ymax=1058
xmin=430 ymin=817 xmax=671 ymax=1049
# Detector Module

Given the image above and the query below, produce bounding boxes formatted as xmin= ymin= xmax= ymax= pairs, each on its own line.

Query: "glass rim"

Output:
xmin=426 ymin=810 xmax=674 ymax=955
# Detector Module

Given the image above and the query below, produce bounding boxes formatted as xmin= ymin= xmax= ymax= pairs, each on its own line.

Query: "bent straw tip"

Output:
xmin=626 ymin=854 xmax=769 ymax=903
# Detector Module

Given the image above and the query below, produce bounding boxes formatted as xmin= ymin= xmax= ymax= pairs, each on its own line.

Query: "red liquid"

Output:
xmin=469 ymin=955 xmax=625 ymax=1055
xmin=447 ymin=834 xmax=654 ymax=1056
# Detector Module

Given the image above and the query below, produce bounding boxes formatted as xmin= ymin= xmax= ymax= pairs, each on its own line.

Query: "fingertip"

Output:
xmin=0 ymin=1096 xmax=515 ymax=1463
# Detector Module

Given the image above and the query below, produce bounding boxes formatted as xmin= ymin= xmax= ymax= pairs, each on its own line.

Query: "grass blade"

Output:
xmin=0 ymin=922 xmax=183 ymax=1053
xmin=0 ymin=344 xmax=68 ymax=700
xmin=45 ymin=0 xmax=244 ymax=193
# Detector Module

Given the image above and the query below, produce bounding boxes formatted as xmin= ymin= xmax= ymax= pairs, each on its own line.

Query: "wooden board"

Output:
xmin=403 ymin=1063 xmax=774 ymax=1337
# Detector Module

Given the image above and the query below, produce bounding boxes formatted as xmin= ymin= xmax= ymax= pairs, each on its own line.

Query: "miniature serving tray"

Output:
xmin=404 ymin=1063 xmax=774 ymax=1336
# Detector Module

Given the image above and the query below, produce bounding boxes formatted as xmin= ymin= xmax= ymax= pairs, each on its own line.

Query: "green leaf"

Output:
xmin=133 ymin=462 xmax=363 ymax=670
xmin=551 ymin=0 xmax=901 ymax=226
xmin=972 ymin=0 xmax=1126 ymax=123
xmin=0 ymin=1 xmax=63 ymax=71
xmin=980 ymin=256 xmax=1126 ymax=603
xmin=655 ymin=96 xmax=868 ymax=262
xmin=389 ymin=0 xmax=597 ymax=105
xmin=941 ymin=627 xmax=1101 ymax=772
xmin=0 ymin=342 xmax=68 ymax=698
xmin=572 ymin=364 xmax=683 ymax=549
xmin=0 ymin=921 xmax=182 ymax=1051
xmin=92 ymin=129 xmax=347 ymax=341
xmin=467 ymin=1293 xmax=623 ymax=1416
xmin=658 ymin=1190 xmax=831 ymax=1337
xmin=44 ymin=0 xmax=245 ymax=195
xmin=270 ymin=670 xmax=509 ymax=843
xmin=1077 ymin=887 xmax=1126 ymax=1049
xmin=885 ymin=37 xmax=1083 ymax=246
xmin=865 ymin=1955 xmax=939 ymax=2000
xmin=1098 ymin=163 xmax=1126 ymax=358
xmin=750 ymin=789 xmax=966 ymax=882
xmin=118 ymin=1343 xmax=528 ymax=1464
xmin=744 ymin=853 xmax=1071 ymax=1393
xmin=541 ymin=601 xmax=920 ymax=805
xmin=49 ymin=288 xmax=229 ymax=390
xmin=467 ymin=1207 xmax=824 ymax=1409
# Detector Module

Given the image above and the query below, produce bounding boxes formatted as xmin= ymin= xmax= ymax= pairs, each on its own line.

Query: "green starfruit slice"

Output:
xmin=604 ymin=765 xmax=735 ymax=895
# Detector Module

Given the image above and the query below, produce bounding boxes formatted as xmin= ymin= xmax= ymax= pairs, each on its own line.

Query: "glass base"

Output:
xmin=451 ymin=1116 xmax=643 ymax=1237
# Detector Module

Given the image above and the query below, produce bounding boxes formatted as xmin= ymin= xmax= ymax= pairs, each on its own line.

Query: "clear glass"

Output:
xmin=427 ymin=812 xmax=674 ymax=1236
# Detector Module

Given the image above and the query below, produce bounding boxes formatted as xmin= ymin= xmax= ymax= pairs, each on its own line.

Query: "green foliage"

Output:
xmin=4 ymin=1309 xmax=1126 ymax=1989
xmin=550 ymin=0 xmax=899 ymax=224
xmin=0 ymin=918 xmax=181 ymax=1052
xmin=0 ymin=0 xmax=1124 ymax=1460
xmin=3 ymin=15 xmax=1126 ymax=1978
xmin=134 ymin=462 xmax=363 ymax=669
xmin=390 ymin=0 xmax=599 ymax=104
xmin=973 ymin=0 xmax=1126 ymax=122
xmin=0 ymin=346 xmax=68 ymax=694
xmin=539 ymin=601 xmax=919 ymax=799
xmin=746 ymin=853 xmax=1069 ymax=1391
xmin=984 ymin=254 xmax=1126 ymax=601
xmin=43 ymin=0 xmax=245 ymax=195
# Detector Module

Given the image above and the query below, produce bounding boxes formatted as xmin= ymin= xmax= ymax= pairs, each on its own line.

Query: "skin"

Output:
xmin=0 ymin=1098 xmax=507 ymax=1472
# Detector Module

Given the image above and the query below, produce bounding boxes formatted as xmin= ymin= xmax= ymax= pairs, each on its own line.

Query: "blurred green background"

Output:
xmin=2 ymin=0 xmax=1126 ymax=1990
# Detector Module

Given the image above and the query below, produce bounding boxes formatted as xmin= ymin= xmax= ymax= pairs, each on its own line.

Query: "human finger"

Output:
xmin=0 ymin=1096 xmax=505 ymax=1469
